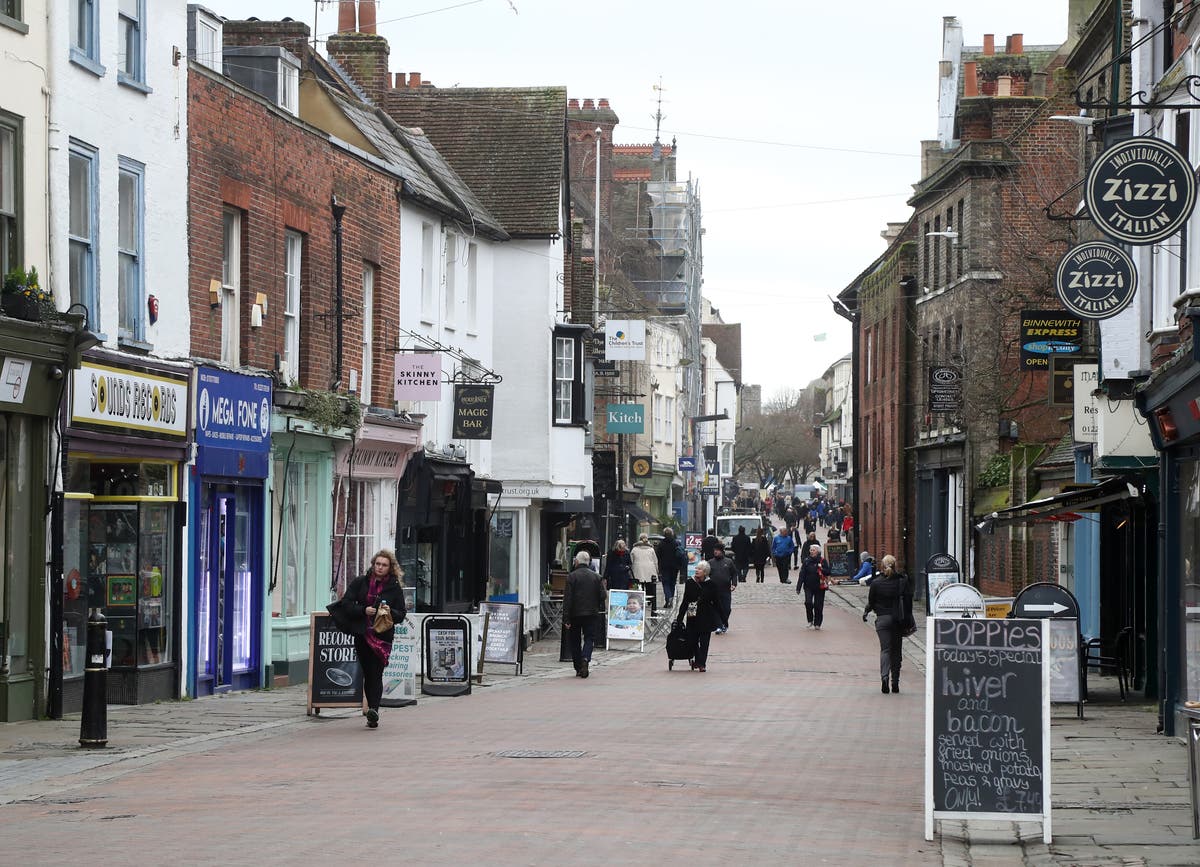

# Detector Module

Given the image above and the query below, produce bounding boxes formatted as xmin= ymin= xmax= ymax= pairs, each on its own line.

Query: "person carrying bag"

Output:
xmin=862 ymin=554 xmax=914 ymax=694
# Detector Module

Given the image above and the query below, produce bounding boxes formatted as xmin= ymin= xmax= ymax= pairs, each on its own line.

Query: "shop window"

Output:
xmin=488 ymin=510 xmax=518 ymax=601
xmin=69 ymin=140 xmax=98 ymax=327
xmin=0 ymin=416 xmax=34 ymax=676
xmin=0 ymin=114 xmax=18 ymax=276
xmin=221 ymin=208 xmax=241 ymax=367
xmin=273 ymin=458 xmax=320 ymax=618
xmin=117 ymin=0 xmax=146 ymax=87
xmin=1182 ymin=460 xmax=1200 ymax=704
xmin=63 ymin=496 xmax=92 ymax=679
xmin=338 ymin=478 xmax=381 ymax=587
xmin=117 ymin=158 xmax=145 ymax=343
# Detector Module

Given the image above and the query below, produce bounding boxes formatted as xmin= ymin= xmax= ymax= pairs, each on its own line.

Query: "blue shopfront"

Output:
xmin=189 ymin=367 xmax=272 ymax=696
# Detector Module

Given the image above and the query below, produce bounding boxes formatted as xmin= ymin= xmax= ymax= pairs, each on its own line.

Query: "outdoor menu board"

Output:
xmin=925 ymin=617 xmax=1051 ymax=843
xmin=824 ymin=541 xmax=849 ymax=577
xmin=307 ymin=612 xmax=363 ymax=714
xmin=480 ymin=601 xmax=523 ymax=670
xmin=1047 ymin=618 xmax=1081 ymax=705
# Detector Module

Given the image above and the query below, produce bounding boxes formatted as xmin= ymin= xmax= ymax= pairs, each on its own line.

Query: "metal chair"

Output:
xmin=1085 ymin=625 xmax=1132 ymax=701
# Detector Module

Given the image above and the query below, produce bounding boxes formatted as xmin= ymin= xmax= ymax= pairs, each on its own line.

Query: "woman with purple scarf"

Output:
xmin=337 ymin=550 xmax=407 ymax=728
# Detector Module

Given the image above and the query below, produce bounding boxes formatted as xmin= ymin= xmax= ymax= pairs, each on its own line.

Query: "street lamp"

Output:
xmin=594 ymin=127 xmax=602 ymax=327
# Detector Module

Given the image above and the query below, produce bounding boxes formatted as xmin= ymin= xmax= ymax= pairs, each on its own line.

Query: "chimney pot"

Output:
xmin=583 ymin=98 xmax=595 ymax=110
xmin=409 ymin=72 xmax=421 ymax=88
xmin=359 ymin=0 xmax=377 ymax=34
xmin=394 ymin=72 xmax=404 ymax=88
xmin=599 ymin=98 xmax=610 ymax=108
xmin=963 ymin=61 xmax=978 ymax=97
xmin=568 ymin=98 xmax=580 ymax=109
xmin=337 ymin=0 xmax=356 ymax=33
xmin=983 ymin=33 xmax=994 ymax=55
xmin=1010 ymin=33 xmax=1023 ymax=55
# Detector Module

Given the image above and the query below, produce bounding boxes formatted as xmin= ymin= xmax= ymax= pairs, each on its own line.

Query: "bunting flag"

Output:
xmin=812 ymin=333 xmax=827 ymax=342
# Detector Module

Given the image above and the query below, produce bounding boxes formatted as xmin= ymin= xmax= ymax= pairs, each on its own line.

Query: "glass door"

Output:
xmin=198 ymin=486 xmax=259 ymax=695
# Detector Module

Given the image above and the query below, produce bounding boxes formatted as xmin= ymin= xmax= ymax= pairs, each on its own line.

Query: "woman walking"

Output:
xmin=337 ymin=550 xmax=406 ymax=727
xmin=797 ymin=543 xmax=831 ymax=629
xmin=603 ymin=539 xmax=634 ymax=590
xmin=675 ymin=560 xmax=719 ymax=671
xmin=630 ymin=533 xmax=659 ymax=600
xmin=862 ymin=554 xmax=914 ymax=694
xmin=750 ymin=527 xmax=771 ymax=583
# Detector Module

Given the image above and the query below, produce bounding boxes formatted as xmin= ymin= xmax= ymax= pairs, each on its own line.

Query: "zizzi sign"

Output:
xmin=71 ymin=362 xmax=188 ymax=437
xmin=452 ymin=385 xmax=494 ymax=439
xmin=606 ymin=403 xmax=644 ymax=434
xmin=1086 ymin=138 xmax=1197 ymax=245
xmin=1054 ymin=241 xmax=1137 ymax=320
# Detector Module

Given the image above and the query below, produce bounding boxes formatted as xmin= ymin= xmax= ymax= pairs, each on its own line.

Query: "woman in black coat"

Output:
xmin=750 ymin=528 xmax=771 ymax=583
xmin=675 ymin=561 xmax=719 ymax=671
xmin=603 ymin=540 xmax=634 ymax=590
xmin=863 ymin=554 xmax=913 ymax=694
xmin=336 ymin=550 xmax=407 ymax=727
xmin=796 ymin=543 xmax=831 ymax=629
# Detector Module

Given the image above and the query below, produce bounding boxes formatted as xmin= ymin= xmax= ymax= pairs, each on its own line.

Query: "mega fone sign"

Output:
xmin=605 ymin=319 xmax=646 ymax=360
xmin=195 ymin=366 xmax=272 ymax=477
xmin=1054 ymin=241 xmax=1137 ymax=320
xmin=393 ymin=353 xmax=442 ymax=401
xmin=1086 ymin=138 xmax=1197 ymax=245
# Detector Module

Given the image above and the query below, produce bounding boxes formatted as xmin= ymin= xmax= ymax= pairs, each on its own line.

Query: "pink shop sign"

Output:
xmin=393 ymin=353 xmax=443 ymax=401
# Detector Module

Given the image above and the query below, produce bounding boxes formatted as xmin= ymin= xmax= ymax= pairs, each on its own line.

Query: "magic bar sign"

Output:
xmin=452 ymin=385 xmax=494 ymax=439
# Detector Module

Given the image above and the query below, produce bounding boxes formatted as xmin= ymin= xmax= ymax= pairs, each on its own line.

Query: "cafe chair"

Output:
xmin=1085 ymin=626 xmax=1132 ymax=702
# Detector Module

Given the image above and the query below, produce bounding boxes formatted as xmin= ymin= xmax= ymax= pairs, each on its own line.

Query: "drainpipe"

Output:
xmin=331 ymin=196 xmax=347 ymax=390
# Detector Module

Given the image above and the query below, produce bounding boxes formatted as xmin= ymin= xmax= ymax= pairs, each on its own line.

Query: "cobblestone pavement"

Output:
xmin=0 ymin=538 xmax=1196 ymax=865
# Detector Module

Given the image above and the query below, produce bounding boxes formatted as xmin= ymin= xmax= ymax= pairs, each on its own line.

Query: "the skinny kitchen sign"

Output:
xmin=453 ymin=385 xmax=494 ymax=439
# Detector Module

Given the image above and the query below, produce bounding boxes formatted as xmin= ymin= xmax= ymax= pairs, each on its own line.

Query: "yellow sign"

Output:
xmin=71 ymin=361 xmax=188 ymax=437
xmin=985 ymin=598 xmax=1014 ymax=619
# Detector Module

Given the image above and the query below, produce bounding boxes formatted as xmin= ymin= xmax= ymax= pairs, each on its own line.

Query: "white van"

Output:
xmin=715 ymin=513 xmax=767 ymax=548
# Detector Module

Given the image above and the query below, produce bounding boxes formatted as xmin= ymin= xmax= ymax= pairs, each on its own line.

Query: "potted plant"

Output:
xmin=2 ymin=266 xmax=48 ymax=322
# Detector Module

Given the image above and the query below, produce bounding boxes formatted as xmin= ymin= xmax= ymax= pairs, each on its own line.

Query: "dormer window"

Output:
xmin=223 ymin=45 xmax=302 ymax=116
xmin=187 ymin=5 xmax=223 ymax=74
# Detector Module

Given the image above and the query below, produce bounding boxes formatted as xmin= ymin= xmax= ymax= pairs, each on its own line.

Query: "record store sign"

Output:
xmin=1086 ymin=138 xmax=1196 ymax=245
xmin=1054 ymin=241 xmax=1138 ymax=320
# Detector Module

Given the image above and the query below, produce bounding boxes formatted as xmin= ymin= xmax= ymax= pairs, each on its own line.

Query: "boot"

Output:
xmin=891 ymin=676 xmax=900 ymax=694
xmin=881 ymin=678 xmax=890 ymax=694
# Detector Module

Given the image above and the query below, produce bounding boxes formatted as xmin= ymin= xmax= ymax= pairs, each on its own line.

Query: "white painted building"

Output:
xmin=819 ymin=355 xmax=853 ymax=501
xmin=699 ymin=334 xmax=737 ymax=527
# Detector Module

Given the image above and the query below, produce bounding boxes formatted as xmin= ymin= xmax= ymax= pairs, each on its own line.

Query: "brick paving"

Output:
xmin=0 ymin=553 xmax=1195 ymax=865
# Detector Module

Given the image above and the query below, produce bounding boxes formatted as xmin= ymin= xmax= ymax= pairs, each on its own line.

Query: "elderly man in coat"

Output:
xmin=563 ymin=550 xmax=606 ymax=678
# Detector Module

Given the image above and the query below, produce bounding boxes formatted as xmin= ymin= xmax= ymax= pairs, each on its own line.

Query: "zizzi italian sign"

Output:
xmin=1019 ymin=310 xmax=1083 ymax=371
xmin=71 ymin=361 xmax=188 ymax=437
xmin=605 ymin=403 xmax=644 ymax=434
xmin=452 ymin=384 xmax=494 ymax=439
xmin=1054 ymin=241 xmax=1137 ymax=320
xmin=1085 ymin=138 xmax=1197 ymax=245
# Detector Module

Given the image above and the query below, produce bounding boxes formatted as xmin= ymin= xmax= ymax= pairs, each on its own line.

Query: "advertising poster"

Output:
xmin=382 ymin=615 xmax=419 ymax=705
xmin=307 ymin=612 xmax=364 ymax=711
xmin=428 ymin=627 xmax=467 ymax=682
xmin=606 ymin=590 xmax=646 ymax=641
xmin=685 ymin=533 xmax=703 ymax=579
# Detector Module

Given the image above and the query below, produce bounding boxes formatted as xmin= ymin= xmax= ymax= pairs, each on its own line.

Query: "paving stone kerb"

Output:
xmin=0 ymin=578 xmax=1194 ymax=866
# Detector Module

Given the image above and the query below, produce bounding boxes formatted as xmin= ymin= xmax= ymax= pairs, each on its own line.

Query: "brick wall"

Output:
xmin=188 ymin=65 xmax=402 ymax=406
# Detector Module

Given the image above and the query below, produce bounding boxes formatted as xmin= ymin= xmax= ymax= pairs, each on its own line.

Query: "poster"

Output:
xmin=107 ymin=575 xmax=136 ymax=606
xmin=685 ymin=533 xmax=702 ymax=579
xmin=606 ymin=590 xmax=646 ymax=641
xmin=480 ymin=602 xmax=522 ymax=666
xmin=382 ymin=615 xmax=420 ymax=704
xmin=428 ymin=627 xmax=466 ymax=681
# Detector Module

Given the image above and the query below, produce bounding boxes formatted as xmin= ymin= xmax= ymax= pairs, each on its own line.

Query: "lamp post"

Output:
xmin=593 ymin=127 xmax=602 ymax=327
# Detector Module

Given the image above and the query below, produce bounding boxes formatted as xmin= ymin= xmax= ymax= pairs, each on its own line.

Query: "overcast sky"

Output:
xmin=204 ymin=0 xmax=1068 ymax=401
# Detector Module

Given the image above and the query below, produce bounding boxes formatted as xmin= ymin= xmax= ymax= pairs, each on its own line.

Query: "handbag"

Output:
xmin=372 ymin=601 xmax=394 ymax=634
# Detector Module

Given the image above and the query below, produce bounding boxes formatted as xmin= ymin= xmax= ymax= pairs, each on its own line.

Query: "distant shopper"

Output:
xmin=563 ymin=550 xmax=606 ymax=679
xmin=333 ymin=549 xmax=407 ymax=729
xmin=730 ymin=526 xmax=753 ymax=583
xmin=751 ymin=528 xmax=771 ymax=583
xmin=706 ymin=543 xmax=737 ymax=634
xmin=603 ymin=539 xmax=633 ymax=590
xmin=676 ymin=560 xmax=719 ymax=672
xmin=863 ymin=554 xmax=914 ymax=694
xmin=630 ymin=533 xmax=659 ymax=597
xmin=797 ymin=544 xmax=831 ymax=630
xmin=655 ymin=528 xmax=684 ymax=607
xmin=701 ymin=528 xmax=719 ymax=561
xmin=771 ymin=527 xmax=796 ymax=584
xmin=853 ymin=552 xmax=876 ymax=586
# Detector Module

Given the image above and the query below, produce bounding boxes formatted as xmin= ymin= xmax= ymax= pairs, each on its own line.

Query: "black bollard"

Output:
xmin=79 ymin=608 xmax=108 ymax=749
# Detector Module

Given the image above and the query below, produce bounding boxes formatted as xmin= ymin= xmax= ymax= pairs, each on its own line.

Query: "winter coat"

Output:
xmin=630 ymin=542 xmax=660 ymax=584
xmin=334 ymin=572 xmax=406 ymax=643
xmin=730 ymin=531 xmax=753 ymax=565
xmin=866 ymin=571 xmax=914 ymax=629
xmin=656 ymin=537 xmax=684 ymax=579
xmin=675 ymin=575 xmax=719 ymax=631
xmin=750 ymin=535 xmax=771 ymax=567
xmin=797 ymin=556 xmax=830 ymax=592
xmin=563 ymin=565 xmax=606 ymax=618
xmin=603 ymin=548 xmax=634 ymax=589
xmin=771 ymin=532 xmax=796 ymax=559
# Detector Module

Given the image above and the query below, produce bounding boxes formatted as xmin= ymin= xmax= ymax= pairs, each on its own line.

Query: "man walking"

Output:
xmin=730 ymin=525 xmax=752 ymax=584
xmin=771 ymin=527 xmax=796 ymax=583
xmin=563 ymin=550 xmax=605 ymax=678
xmin=706 ymin=542 xmax=737 ymax=634
xmin=701 ymin=528 xmax=719 ymax=561
xmin=655 ymin=528 xmax=684 ymax=608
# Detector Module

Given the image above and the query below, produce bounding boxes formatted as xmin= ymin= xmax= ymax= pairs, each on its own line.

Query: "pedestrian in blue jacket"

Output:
xmin=770 ymin=528 xmax=795 ymax=584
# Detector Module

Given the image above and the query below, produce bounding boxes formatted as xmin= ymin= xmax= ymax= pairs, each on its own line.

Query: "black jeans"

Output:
xmin=567 ymin=614 xmax=597 ymax=670
xmin=735 ymin=561 xmax=749 ymax=583
xmin=687 ymin=619 xmax=713 ymax=667
xmin=661 ymin=576 xmax=677 ymax=606
xmin=774 ymin=556 xmax=791 ymax=583
xmin=875 ymin=615 xmax=903 ymax=681
xmin=754 ymin=563 xmax=766 ymax=582
xmin=804 ymin=586 xmax=826 ymax=626
xmin=355 ymin=637 xmax=386 ymax=710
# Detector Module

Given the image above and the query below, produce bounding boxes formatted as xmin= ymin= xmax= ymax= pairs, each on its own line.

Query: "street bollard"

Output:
xmin=79 ymin=608 xmax=108 ymax=749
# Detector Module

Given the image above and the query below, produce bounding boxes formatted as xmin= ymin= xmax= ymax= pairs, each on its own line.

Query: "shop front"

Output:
xmin=189 ymin=366 xmax=272 ymax=696
xmin=0 ymin=318 xmax=76 ymax=721
xmin=332 ymin=413 xmax=422 ymax=591
xmin=63 ymin=354 xmax=191 ymax=707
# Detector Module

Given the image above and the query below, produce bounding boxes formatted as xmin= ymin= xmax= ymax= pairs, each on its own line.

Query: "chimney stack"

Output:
xmin=408 ymin=72 xmax=421 ymax=88
xmin=983 ymin=34 xmax=994 ymax=56
xmin=568 ymin=98 xmax=580 ymax=109
xmin=599 ymin=98 xmax=610 ymax=108
xmin=583 ymin=98 xmax=595 ymax=110
xmin=359 ymin=0 xmax=377 ymax=34
xmin=327 ymin=27 xmax=392 ymax=106
xmin=963 ymin=61 xmax=978 ymax=97
xmin=338 ymin=0 xmax=356 ymax=33
xmin=1008 ymin=33 xmax=1023 ymax=55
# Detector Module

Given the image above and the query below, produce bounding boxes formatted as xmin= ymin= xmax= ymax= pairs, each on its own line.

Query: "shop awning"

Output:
xmin=638 ymin=472 xmax=673 ymax=499
xmin=981 ymin=476 xmax=1142 ymax=527
xmin=625 ymin=502 xmax=661 ymax=525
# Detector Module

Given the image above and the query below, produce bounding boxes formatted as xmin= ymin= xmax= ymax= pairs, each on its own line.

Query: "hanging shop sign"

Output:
xmin=630 ymin=455 xmax=653 ymax=480
xmin=1086 ymin=137 xmax=1197 ymax=245
xmin=678 ymin=455 xmax=698 ymax=472
xmin=604 ymin=319 xmax=647 ymax=361
xmin=1073 ymin=363 xmax=1100 ymax=443
xmin=1054 ymin=241 xmax=1137 ymax=320
xmin=71 ymin=361 xmax=188 ymax=437
xmin=593 ymin=359 xmax=620 ymax=377
xmin=393 ymin=352 xmax=443 ymax=401
xmin=928 ymin=365 xmax=962 ymax=414
xmin=452 ymin=384 xmax=494 ymax=439
xmin=195 ymin=366 xmax=272 ymax=477
xmin=606 ymin=403 xmax=644 ymax=434
xmin=1019 ymin=310 xmax=1083 ymax=370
